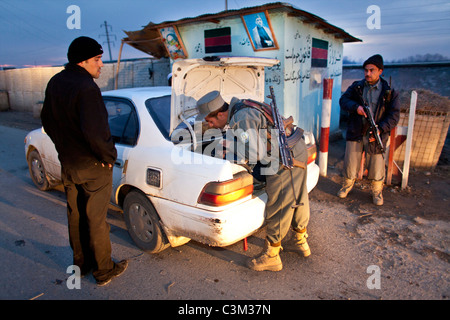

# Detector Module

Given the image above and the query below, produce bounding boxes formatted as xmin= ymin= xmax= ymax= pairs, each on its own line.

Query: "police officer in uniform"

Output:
xmin=196 ymin=91 xmax=311 ymax=272
xmin=338 ymin=54 xmax=399 ymax=205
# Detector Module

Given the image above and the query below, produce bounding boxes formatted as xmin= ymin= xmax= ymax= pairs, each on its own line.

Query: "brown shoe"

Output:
xmin=284 ymin=230 xmax=311 ymax=257
xmin=247 ymin=240 xmax=282 ymax=272
xmin=337 ymin=178 xmax=355 ymax=198
xmin=371 ymin=180 xmax=384 ymax=206
xmin=96 ymin=260 xmax=128 ymax=286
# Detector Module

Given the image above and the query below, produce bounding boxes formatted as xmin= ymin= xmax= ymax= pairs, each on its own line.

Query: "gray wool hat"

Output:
xmin=196 ymin=91 xmax=226 ymax=121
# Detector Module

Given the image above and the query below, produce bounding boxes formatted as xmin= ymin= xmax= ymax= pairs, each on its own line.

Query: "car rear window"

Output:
xmin=145 ymin=95 xmax=171 ymax=141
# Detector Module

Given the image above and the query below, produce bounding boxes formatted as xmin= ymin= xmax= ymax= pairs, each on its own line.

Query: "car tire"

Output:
xmin=123 ymin=191 xmax=170 ymax=254
xmin=27 ymin=149 xmax=51 ymax=191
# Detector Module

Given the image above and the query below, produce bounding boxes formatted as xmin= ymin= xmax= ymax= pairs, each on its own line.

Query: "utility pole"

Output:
xmin=100 ymin=21 xmax=116 ymax=62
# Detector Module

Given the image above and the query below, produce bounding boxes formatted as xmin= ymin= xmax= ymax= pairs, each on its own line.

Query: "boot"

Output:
xmin=337 ymin=178 xmax=355 ymax=198
xmin=247 ymin=240 xmax=282 ymax=272
xmin=371 ymin=180 xmax=384 ymax=206
xmin=284 ymin=229 xmax=311 ymax=257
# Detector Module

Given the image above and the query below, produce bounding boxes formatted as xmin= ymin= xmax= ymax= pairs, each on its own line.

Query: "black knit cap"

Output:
xmin=67 ymin=36 xmax=103 ymax=64
xmin=363 ymin=54 xmax=384 ymax=70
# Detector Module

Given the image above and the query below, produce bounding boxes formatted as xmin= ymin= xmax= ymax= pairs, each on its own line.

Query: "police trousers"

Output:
xmin=264 ymin=139 xmax=310 ymax=244
xmin=62 ymin=162 xmax=114 ymax=279
xmin=343 ymin=140 xmax=385 ymax=181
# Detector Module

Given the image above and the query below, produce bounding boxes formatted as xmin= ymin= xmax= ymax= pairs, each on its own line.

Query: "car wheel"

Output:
xmin=27 ymin=149 xmax=51 ymax=191
xmin=123 ymin=191 xmax=170 ymax=253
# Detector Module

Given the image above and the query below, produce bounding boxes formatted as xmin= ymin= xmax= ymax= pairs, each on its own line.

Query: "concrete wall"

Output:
xmin=342 ymin=62 xmax=450 ymax=97
xmin=0 ymin=58 xmax=170 ymax=113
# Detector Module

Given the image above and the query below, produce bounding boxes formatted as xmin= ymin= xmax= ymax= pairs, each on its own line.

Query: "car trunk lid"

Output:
xmin=169 ymin=56 xmax=279 ymax=136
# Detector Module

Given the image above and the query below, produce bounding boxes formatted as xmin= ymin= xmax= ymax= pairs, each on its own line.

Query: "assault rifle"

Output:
xmin=268 ymin=86 xmax=294 ymax=169
xmin=267 ymin=86 xmax=304 ymax=207
xmin=362 ymin=103 xmax=385 ymax=155
xmin=267 ymin=86 xmax=305 ymax=170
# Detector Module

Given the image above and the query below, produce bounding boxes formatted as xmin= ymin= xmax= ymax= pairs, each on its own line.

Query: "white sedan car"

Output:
xmin=25 ymin=57 xmax=319 ymax=253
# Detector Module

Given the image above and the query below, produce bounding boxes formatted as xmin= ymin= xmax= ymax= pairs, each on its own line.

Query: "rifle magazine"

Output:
xmin=287 ymin=127 xmax=304 ymax=149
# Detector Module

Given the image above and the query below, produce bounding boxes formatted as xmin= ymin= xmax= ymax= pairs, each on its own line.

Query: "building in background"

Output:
xmin=122 ymin=2 xmax=360 ymax=137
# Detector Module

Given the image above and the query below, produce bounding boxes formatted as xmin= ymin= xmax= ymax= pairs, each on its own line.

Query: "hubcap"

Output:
xmin=129 ymin=203 xmax=154 ymax=243
xmin=31 ymin=158 xmax=45 ymax=185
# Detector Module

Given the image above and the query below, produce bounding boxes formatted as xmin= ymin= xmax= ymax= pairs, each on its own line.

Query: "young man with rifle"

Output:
xmin=195 ymin=88 xmax=310 ymax=272
xmin=338 ymin=54 xmax=400 ymax=205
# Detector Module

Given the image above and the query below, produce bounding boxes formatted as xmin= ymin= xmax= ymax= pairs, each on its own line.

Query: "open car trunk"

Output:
xmin=169 ymin=56 xmax=278 ymax=154
xmin=169 ymin=56 xmax=278 ymax=136
xmin=169 ymin=56 xmax=279 ymax=191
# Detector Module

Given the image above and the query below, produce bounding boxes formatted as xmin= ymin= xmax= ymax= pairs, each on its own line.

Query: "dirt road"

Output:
xmin=309 ymin=137 xmax=449 ymax=299
xmin=1 ymin=110 xmax=448 ymax=300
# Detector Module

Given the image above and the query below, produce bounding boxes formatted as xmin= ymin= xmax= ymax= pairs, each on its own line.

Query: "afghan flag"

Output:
xmin=205 ymin=27 xmax=232 ymax=53
xmin=311 ymin=38 xmax=328 ymax=68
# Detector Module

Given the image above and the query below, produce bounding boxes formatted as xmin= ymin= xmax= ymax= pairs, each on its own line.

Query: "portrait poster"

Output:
xmin=158 ymin=26 xmax=187 ymax=60
xmin=241 ymin=11 xmax=278 ymax=51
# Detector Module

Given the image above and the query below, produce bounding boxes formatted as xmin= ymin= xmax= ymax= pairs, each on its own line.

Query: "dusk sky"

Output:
xmin=1 ymin=0 xmax=449 ymax=67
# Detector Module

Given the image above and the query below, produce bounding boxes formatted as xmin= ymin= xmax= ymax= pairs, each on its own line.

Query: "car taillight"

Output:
xmin=198 ymin=171 xmax=254 ymax=207
xmin=307 ymin=144 xmax=317 ymax=164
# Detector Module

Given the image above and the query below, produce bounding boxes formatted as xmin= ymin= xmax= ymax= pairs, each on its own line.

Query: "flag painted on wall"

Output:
xmin=205 ymin=27 xmax=232 ymax=53
xmin=311 ymin=38 xmax=328 ymax=68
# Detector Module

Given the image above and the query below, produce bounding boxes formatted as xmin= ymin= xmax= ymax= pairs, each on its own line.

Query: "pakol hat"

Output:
xmin=196 ymin=91 xmax=226 ymax=121
xmin=363 ymin=54 xmax=384 ymax=70
xmin=67 ymin=36 xmax=103 ymax=64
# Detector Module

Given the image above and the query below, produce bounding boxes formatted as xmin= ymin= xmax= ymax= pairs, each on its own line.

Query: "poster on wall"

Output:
xmin=241 ymin=10 xmax=278 ymax=51
xmin=158 ymin=26 xmax=187 ymax=60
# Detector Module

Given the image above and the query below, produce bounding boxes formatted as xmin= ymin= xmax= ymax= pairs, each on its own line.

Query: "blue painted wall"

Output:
xmin=175 ymin=10 xmax=345 ymax=140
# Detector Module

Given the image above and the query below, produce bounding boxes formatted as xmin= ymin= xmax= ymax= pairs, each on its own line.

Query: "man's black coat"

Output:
xmin=41 ymin=63 xmax=117 ymax=169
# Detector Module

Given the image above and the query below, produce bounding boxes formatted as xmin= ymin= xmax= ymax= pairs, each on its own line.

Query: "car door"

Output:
xmin=104 ymin=97 xmax=139 ymax=204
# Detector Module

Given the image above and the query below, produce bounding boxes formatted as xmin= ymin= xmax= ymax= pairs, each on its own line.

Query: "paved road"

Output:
xmin=0 ymin=125 xmax=448 ymax=304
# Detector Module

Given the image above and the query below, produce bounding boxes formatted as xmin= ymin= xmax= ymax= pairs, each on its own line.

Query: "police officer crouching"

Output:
xmin=196 ymin=91 xmax=311 ymax=272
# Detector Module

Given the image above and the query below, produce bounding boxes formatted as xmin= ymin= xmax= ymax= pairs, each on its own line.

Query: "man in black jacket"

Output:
xmin=41 ymin=36 xmax=127 ymax=286
xmin=338 ymin=54 xmax=400 ymax=205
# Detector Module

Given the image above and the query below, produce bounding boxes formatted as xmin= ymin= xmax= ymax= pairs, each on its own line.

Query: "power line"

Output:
xmin=100 ymin=21 xmax=116 ymax=62
xmin=0 ymin=1 xmax=64 ymax=44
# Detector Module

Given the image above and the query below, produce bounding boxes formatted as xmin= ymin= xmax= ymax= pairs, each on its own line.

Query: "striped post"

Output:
xmin=319 ymin=78 xmax=333 ymax=177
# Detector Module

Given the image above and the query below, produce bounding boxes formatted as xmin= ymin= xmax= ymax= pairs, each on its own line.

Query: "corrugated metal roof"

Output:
xmin=122 ymin=2 xmax=361 ymax=59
